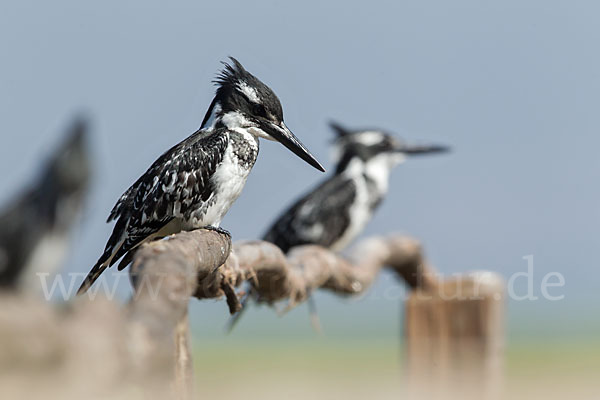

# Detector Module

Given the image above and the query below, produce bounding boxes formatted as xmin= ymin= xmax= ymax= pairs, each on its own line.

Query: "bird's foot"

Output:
xmin=202 ymin=225 xmax=231 ymax=238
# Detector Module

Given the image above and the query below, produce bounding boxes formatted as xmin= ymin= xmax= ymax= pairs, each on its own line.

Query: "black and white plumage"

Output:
xmin=0 ymin=118 xmax=91 ymax=292
xmin=77 ymin=58 xmax=324 ymax=294
xmin=263 ymin=122 xmax=449 ymax=253
xmin=227 ymin=122 xmax=448 ymax=331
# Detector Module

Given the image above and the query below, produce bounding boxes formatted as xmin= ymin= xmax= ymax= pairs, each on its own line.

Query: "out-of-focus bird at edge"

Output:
xmin=77 ymin=57 xmax=325 ymax=295
xmin=0 ymin=118 xmax=91 ymax=292
xmin=227 ymin=121 xmax=449 ymax=331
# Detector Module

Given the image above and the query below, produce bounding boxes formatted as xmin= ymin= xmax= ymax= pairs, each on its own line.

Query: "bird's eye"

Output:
xmin=253 ymin=104 xmax=267 ymax=118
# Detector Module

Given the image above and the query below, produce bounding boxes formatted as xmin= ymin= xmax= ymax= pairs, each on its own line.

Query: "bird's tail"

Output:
xmin=77 ymin=259 xmax=109 ymax=295
xmin=77 ymin=216 xmax=130 ymax=295
xmin=77 ymin=234 xmax=125 ymax=295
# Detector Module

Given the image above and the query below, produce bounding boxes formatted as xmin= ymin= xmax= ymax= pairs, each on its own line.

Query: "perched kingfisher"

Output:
xmin=77 ymin=58 xmax=324 ymax=294
xmin=227 ymin=122 xmax=448 ymax=331
xmin=0 ymin=118 xmax=91 ymax=292
xmin=263 ymin=122 xmax=448 ymax=252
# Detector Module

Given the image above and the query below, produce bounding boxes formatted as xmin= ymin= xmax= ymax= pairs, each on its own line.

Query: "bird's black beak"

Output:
xmin=398 ymin=143 xmax=450 ymax=155
xmin=263 ymin=121 xmax=325 ymax=172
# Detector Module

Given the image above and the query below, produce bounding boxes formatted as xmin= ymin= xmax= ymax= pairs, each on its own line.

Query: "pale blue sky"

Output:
xmin=1 ymin=0 xmax=598 ymax=338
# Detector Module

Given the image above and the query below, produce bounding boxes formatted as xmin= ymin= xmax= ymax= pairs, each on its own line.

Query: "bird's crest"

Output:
xmin=329 ymin=121 xmax=352 ymax=139
xmin=214 ymin=57 xmax=250 ymax=89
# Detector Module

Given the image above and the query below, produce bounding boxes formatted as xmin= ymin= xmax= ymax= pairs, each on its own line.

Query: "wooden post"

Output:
xmin=404 ymin=271 xmax=505 ymax=400
xmin=129 ymin=229 xmax=232 ymax=399
xmin=174 ymin=312 xmax=193 ymax=400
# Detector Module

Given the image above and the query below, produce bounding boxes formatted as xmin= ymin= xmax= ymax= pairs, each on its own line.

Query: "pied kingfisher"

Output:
xmin=0 ymin=117 xmax=91 ymax=292
xmin=263 ymin=121 xmax=448 ymax=252
xmin=227 ymin=121 xmax=448 ymax=331
xmin=77 ymin=58 xmax=324 ymax=294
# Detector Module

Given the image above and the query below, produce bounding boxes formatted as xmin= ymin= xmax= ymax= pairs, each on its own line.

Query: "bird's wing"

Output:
xmin=263 ymin=174 xmax=357 ymax=253
xmin=107 ymin=128 xmax=222 ymax=222
xmin=112 ymin=128 xmax=230 ymax=258
xmin=78 ymin=129 xmax=229 ymax=294
xmin=107 ymin=184 xmax=136 ymax=222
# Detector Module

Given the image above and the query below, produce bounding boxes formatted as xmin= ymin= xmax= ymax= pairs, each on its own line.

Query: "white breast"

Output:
xmin=329 ymin=155 xmax=394 ymax=252
xmin=20 ymin=231 xmax=69 ymax=294
xmin=187 ymin=143 xmax=252 ymax=228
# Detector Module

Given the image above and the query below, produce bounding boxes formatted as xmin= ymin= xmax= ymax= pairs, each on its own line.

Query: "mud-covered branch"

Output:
xmin=129 ymin=229 xmax=438 ymax=318
xmin=0 ymin=229 xmax=446 ymax=400
xmin=127 ymin=229 xmax=232 ymax=399
xmin=127 ymin=229 xmax=439 ymax=327
xmin=61 ymin=229 xmax=438 ymax=399
xmin=218 ymin=235 xmax=439 ymax=310
xmin=129 ymin=229 xmax=232 ymax=331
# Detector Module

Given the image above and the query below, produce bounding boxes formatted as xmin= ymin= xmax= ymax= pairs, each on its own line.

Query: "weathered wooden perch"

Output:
xmin=224 ymin=234 xmax=438 ymax=307
xmin=0 ymin=228 xmax=505 ymax=400
xmin=126 ymin=229 xmax=439 ymax=399
xmin=128 ymin=229 xmax=438 ymax=334
xmin=128 ymin=229 xmax=232 ymax=399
